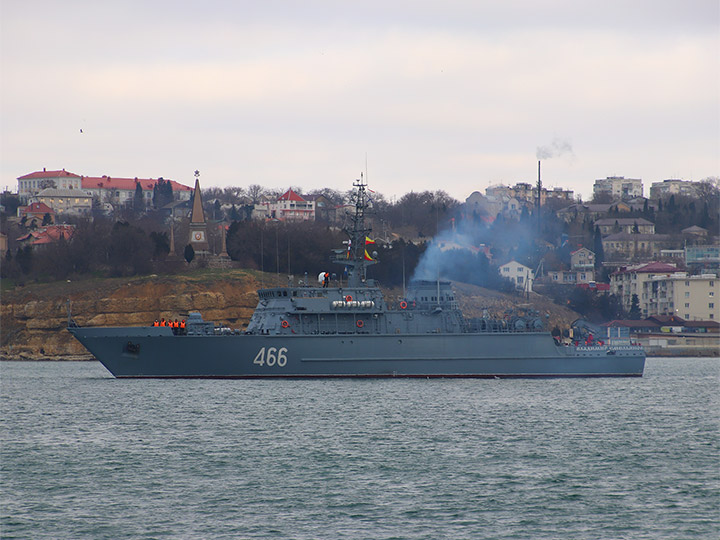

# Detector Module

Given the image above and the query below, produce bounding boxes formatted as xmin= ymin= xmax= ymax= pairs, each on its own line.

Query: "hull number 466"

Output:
xmin=253 ymin=347 xmax=288 ymax=367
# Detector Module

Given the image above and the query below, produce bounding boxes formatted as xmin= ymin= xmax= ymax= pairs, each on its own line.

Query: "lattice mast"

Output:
xmin=333 ymin=174 xmax=377 ymax=287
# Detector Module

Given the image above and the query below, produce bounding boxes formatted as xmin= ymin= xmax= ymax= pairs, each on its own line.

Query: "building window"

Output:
xmin=685 ymin=303 xmax=690 ymax=308
xmin=685 ymin=292 xmax=690 ymax=298
xmin=710 ymin=303 xmax=715 ymax=309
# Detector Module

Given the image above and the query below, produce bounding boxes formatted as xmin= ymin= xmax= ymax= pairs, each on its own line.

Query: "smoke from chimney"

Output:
xmin=536 ymin=138 xmax=574 ymax=160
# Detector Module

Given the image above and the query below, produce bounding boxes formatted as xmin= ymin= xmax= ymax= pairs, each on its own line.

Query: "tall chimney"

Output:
xmin=537 ymin=160 xmax=542 ymax=229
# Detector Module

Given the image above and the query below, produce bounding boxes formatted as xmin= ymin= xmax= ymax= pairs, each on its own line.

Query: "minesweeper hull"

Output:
xmin=68 ymin=327 xmax=645 ymax=378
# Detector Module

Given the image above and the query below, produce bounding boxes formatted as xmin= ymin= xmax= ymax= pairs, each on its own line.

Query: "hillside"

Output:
xmin=1 ymin=270 xmax=581 ymax=361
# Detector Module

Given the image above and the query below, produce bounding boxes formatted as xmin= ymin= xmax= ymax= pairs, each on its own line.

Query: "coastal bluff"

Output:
xmin=1 ymin=270 xmax=581 ymax=361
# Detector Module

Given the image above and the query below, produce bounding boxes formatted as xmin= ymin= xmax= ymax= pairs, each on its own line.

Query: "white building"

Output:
xmin=81 ymin=175 xmax=192 ymax=207
xmin=643 ymin=272 xmax=719 ymax=320
xmin=253 ymin=189 xmax=315 ymax=221
xmin=593 ymin=176 xmax=643 ymax=200
xmin=17 ymin=169 xmax=193 ymax=209
xmin=499 ymin=260 xmax=534 ymax=292
xmin=17 ymin=169 xmax=83 ymax=202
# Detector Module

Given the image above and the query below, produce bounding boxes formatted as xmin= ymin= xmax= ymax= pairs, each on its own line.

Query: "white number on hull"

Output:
xmin=253 ymin=347 xmax=288 ymax=367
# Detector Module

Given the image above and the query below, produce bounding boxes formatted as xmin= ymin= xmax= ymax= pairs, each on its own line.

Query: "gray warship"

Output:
xmin=68 ymin=177 xmax=645 ymax=378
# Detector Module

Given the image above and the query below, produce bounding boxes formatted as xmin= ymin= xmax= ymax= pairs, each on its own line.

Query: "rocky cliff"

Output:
xmin=1 ymin=270 xmax=581 ymax=361
xmin=0 ymin=270 xmax=277 ymax=360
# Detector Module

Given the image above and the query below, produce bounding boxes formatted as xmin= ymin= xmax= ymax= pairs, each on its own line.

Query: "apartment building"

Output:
xmin=642 ymin=272 xmax=719 ymax=320
xmin=610 ymin=262 xmax=678 ymax=313
xmin=649 ymin=179 xmax=701 ymax=200
xmin=593 ymin=176 xmax=643 ymax=200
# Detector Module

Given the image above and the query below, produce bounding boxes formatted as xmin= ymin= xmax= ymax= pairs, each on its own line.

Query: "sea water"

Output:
xmin=1 ymin=358 xmax=718 ymax=540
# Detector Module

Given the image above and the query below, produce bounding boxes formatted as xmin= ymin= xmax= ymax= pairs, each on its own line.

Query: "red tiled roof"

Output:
xmin=23 ymin=202 xmax=54 ymax=214
xmin=81 ymin=176 xmax=192 ymax=192
xmin=278 ymin=189 xmax=305 ymax=202
xmin=18 ymin=225 xmax=75 ymax=245
xmin=18 ymin=169 xmax=81 ymax=180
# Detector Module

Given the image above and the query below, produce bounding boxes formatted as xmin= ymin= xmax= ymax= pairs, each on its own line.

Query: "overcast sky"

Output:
xmin=1 ymin=0 xmax=718 ymax=202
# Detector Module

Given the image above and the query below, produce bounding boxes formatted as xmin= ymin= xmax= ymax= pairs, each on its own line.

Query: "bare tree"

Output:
xmin=246 ymin=184 xmax=266 ymax=204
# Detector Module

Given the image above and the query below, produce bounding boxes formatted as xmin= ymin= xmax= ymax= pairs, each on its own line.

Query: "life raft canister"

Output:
xmin=281 ymin=320 xmax=290 ymax=328
xmin=399 ymin=300 xmax=408 ymax=309
xmin=345 ymin=295 xmax=353 ymax=302
xmin=356 ymin=320 xmax=364 ymax=328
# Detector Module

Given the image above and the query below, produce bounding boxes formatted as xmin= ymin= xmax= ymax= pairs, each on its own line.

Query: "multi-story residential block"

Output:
xmin=485 ymin=183 xmax=573 ymax=207
xmin=649 ymin=179 xmax=701 ymax=200
xmin=593 ymin=176 xmax=643 ymax=200
xmin=643 ymin=272 xmax=719 ymax=320
xmin=610 ymin=262 xmax=678 ymax=313
xmin=499 ymin=260 xmax=534 ymax=292
xmin=594 ymin=217 xmax=655 ymax=236
xmin=545 ymin=187 xmax=575 ymax=203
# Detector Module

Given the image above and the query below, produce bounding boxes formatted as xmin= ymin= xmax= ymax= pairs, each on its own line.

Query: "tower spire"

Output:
xmin=188 ymin=170 xmax=210 ymax=254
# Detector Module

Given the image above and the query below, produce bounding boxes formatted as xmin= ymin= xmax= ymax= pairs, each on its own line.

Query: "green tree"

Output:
xmin=593 ymin=225 xmax=604 ymax=268
xmin=628 ymin=294 xmax=641 ymax=319
xmin=184 ymin=243 xmax=195 ymax=264
xmin=133 ymin=182 xmax=145 ymax=215
xmin=42 ymin=213 xmax=52 ymax=226
xmin=153 ymin=178 xmax=174 ymax=208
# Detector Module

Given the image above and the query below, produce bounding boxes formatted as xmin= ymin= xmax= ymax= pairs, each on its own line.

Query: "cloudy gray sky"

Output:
xmin=1 ymin=0 xmax=718 ymax=201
